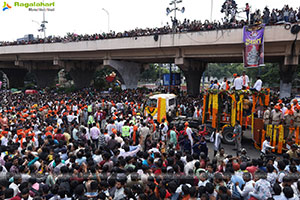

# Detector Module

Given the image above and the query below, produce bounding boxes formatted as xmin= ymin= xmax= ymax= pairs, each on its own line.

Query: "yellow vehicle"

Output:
xmin=144 ymin=93 xmax=177 ymax=123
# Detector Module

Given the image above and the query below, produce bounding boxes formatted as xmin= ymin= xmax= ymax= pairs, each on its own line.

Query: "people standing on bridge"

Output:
xmin=242 ymin=71 xmax=250 ymax=89
xmin=245 ymin=3 xmax=250 ymax=22
xmin=233 ymin=120 xmax=242 ymax=155
xmin=233 ymin=74 xmax=243 ymax=91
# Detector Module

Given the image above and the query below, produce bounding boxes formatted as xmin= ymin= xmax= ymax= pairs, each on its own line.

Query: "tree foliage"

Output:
xmin=206 ymin=63 xmax=284 ymax=87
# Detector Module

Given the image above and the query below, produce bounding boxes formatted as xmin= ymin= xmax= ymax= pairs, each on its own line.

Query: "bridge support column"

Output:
xmin=69 ymin=68 xmax=95 ymax=89
xmin=176 ymin=58 xmax=207 ymax=96
xmin=64 ymin=61 xmax=100 ymax=89
xmin=280 ymin=50 xmax=299 ymax=98
xmin=32 ymin=70 xmax=59 ymax=88
xmin=103 ymin=60 xmax=142 ymax=89
xmin=279 ymin=65 xmax=297 ymax=99
xmin=1 ymin=68 xmax=27 ymax=88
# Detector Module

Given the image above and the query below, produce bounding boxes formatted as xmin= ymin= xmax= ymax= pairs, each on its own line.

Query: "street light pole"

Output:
xmin=32 ymin=20 xmax=42 ymax=38
xmin=166 ymin=0 xmax=185 ymax=32
xmin=210 ymin=0 xmax=213 ymax=22
xmin=102 ymin=8 xmax=110 ymax=33
xmin=41 ymin=0 xmax=48 ymax=38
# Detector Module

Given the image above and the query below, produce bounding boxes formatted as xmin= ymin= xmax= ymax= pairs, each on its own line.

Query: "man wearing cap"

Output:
xmin=263 ymin=106 xmax=271 ymax=128
xmin=286 ymin=144 xmax=299 ymax=159
xmin=271 ymin=106 xmax=283 ymax=125
xmin=184 ymin=122 xmax=194 ymax=147
xmin=294 ymin=106 xmax=300 ymax=128
xmin=0 ymin=130 xmax=9 ymax=146
xmin=233 ymin=74 xmax=243 ymax=91
xmin=284 ymin=104 xmax=294 ymax=138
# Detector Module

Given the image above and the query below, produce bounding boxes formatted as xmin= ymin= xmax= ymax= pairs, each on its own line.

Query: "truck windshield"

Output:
xmin=146 ymin=99 xmax=157 ymax=107
xmin=169 ymin=98 xmax=175 ymax=106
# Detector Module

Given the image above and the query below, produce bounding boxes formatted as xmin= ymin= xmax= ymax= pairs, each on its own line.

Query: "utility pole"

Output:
xmin=40 ymin=0 xmax=48 ymax=38
xmin=102 ymin=8 xmax=110 ymax=33
xmin=166 ymin=0 xmax=185 ymax=32
xmin=169 ymin=64 xmax=172 ymax=93
xmin=210 ymin=0 xmax=213 ymax=22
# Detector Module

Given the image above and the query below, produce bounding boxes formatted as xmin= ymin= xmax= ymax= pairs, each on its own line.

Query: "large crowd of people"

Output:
xmin=0 ymin=86 xmax=300 ymax=200
xmin=0 ymin=4 xmax=299 ymax=47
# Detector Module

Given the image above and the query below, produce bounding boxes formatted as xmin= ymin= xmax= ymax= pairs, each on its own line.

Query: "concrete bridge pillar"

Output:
xmin=69 ymin=68 xmax=95 ymax=89
xmin=103 ymin=60 xmax=142 ymax=89
xmin=176 ymin=58 xmax=207 ymax=96
xmin=65 ymin=61 xmax=100 ymax=89
xmin=1 ymin=68 xmax=28 ymax=88
xmin=280 ymin=47 xmax=299 ymax=98
xmin=279 ymin=65 xmax=297 ymax=99
xmin=32 ymin=70 xmax=59 ymax=88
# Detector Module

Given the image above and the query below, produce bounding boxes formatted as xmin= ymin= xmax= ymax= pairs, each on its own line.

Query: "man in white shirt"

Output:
xmin=233 ymin=74 xmax=243 ymax=90
xmin=251 ymin=76 xmax=263 ymax=92
xmin=116 ymin=118 xmax=124 ymax=133
xmin=193 ymin=107 xmax=202 ymax=121
xmin=236 ymin=172 xmax=255 ymax=200
xmin=185 ymin=122 xmax=194 ymax=146
xmin=90 ymin=123 xmax=101 ymax=148
xmin=67 ymin=112 xmax=74 ymax=124
xmin=242 ymin=71 xmax=250 ymax=89
xmin=261 ymin=136 xmax=275 ymax=154
xmin=1 ymin=133 xmax=8 ymax=146
xmin=9 ymin=174 xmax=22 ymax=197
xmin=220 ymin=77 xmax=227 ymax=90
xmin=211 ymin=80 xmax=219 ymax=89
xmin=106 ymin=120 xmax=116 ymax=135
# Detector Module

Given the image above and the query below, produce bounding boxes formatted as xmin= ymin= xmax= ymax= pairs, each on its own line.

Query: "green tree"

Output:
xmin=93 ymin=68 xmax=114 ymax=90
xmin=206 ymin=63 xmax=281 ymax=87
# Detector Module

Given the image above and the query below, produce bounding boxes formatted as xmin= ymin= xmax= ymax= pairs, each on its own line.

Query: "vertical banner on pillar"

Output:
xmin=243 ymin=25 xmax=265 ymax=68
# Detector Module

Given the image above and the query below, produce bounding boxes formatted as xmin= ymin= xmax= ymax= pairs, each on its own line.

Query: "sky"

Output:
xmin=0 ymin=0 xmax=299 ymax=41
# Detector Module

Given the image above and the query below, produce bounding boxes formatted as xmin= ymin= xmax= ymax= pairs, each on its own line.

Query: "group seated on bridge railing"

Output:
xmin=0 ymin=4 xmax=299 ymax=47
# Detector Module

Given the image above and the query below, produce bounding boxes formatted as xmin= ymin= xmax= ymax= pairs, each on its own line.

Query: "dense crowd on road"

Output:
xmin=0 ymin=4 xmax=299 ymax=46
xmin=0 ymin=86 xmax=300 ymax=200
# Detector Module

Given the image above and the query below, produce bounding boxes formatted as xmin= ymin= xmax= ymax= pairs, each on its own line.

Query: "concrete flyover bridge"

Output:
xmin=0 ymin=24 xmax=299 ymax=97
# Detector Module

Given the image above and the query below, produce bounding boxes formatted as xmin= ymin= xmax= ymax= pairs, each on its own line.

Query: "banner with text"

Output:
xmin=243 ymin=25 xmax=265 ymax=68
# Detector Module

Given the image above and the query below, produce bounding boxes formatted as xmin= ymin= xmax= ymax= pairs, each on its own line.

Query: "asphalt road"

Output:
xmin=206 ymin=129 xmax=261 ymax=159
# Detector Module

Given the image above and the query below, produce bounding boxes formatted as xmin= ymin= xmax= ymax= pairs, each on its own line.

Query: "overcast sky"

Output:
xmin=0 ymin=0 xmax=299 ymax=41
